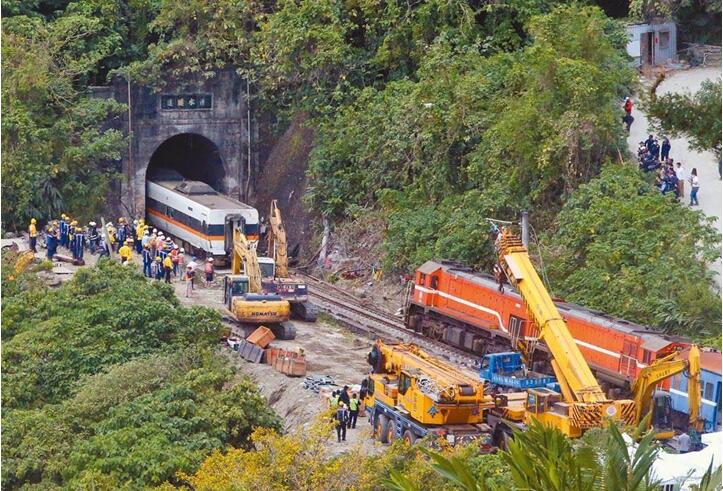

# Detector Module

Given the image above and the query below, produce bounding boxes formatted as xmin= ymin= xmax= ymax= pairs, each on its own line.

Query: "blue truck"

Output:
xmin=480 ymin=352 xmax=557 ymax=391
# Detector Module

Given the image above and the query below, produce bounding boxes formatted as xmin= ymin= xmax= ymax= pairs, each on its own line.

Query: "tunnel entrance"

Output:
xmin=146 ymin=133 xmax=225 ymax=191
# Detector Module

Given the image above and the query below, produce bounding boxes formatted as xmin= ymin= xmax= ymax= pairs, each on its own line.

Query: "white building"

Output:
xmin=626 ymin=22 xmax=678 ymax=67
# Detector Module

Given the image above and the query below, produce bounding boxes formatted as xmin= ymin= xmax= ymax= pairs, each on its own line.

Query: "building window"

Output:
xmin=661 ymin=483 xmax=675 ymax=491
xmin=658 ymin=31 xmax=670 ymax=50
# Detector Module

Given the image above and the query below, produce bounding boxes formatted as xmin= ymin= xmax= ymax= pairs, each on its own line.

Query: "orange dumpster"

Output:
xmin=246 ymin=326 xmax=275 ymax=348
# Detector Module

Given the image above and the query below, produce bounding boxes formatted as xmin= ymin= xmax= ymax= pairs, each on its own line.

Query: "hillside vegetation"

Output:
xmin=1 ymin=256 xmax=280 ymax=489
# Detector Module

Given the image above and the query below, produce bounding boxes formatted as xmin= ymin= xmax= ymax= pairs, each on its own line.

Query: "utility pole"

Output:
xmin=126 ymin=76 xmax=135 ymax=215
xmin=520 ymin=211 xmax=529 ymax=248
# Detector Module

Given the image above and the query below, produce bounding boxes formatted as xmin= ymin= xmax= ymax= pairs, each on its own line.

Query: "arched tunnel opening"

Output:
xmin=146 ymin=133 xmax=225 ymax=191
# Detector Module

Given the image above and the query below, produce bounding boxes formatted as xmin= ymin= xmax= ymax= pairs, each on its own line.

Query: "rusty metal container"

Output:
xmin=246 ymin=326 xmax=275 ymax=348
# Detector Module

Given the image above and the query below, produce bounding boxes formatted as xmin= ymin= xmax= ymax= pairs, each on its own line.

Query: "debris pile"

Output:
xmin=230 ymin=326 xmax=308 ymax=377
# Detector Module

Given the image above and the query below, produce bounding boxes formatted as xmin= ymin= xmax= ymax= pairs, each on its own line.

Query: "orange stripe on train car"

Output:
xmin=147 ymin=208 xmax=225 ymax=241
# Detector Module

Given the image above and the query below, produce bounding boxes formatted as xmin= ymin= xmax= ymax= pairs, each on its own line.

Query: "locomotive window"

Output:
xmin=642 ymin=350 xmax=652 ymax=364
xmin=419 ymin=273 xmax=426 ymax=284
xmin=430 ymin=276 xmax=439 ymax=290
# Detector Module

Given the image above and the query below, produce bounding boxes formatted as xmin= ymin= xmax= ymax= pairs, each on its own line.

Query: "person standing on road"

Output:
xmin=119 ymin=239 xmax=133 ymax=264
xmin=171 ymin=245 xmax=180 ymax=277
xmin=98 ymin=234 xmax=110 ymax=258
xmin=46 ymin=227 xmax=58 ymax=260
xmin=689 ymin=168 xmax=700 ymax=206
xmin=623 ymin=97 xmax=633 ymax=115
xmin=73 ymin=226 xmax=86 ymax=262
xmin=184 ymin=265 xmax=194 ymax=297
xmin=153 ymin=257 xmax=163 ymax=280
xmin=339 ymin=385 xmax=350 ymax=407
xmin=348 ymin=393 xmax=359 ymax=429
xmin=330 ymin=391 xmax=339 ymax=409
xmin=204 ymin=258 xmax=215 ymax=286
xmin=142 ymin=244 xmax=153 ymax=278
xmin=661 ymin=137 xmax=671 ymax=161
xmin=28 ymin=218 xmax=38 ymax=252
xmin=163 ymin=254 xmax=173 ymax=283
xmin=188 ymin=256 xmax=198 ymax=290
xmin=675 ymin=162 xmax=687 ymax=200
xmin=335 ymin=404 xmax=349 ymax=443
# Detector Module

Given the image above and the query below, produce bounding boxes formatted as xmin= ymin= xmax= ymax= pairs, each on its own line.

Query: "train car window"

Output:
xmin=419 ymin=273 xmax=426 ymax=285
xmin=430 ymin=276 xmax=439 ymax=290
xmin=202 ymin=221 xmax=208 ymax=234
xmin=705 ymin=382 xmax=714 ymax=401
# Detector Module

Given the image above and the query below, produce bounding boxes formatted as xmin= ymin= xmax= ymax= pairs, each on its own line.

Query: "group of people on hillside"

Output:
xmin=329 ymin=386 xmax=361 ymax=443
xmin=30 ymin=214 xmax=216 ymax=295
xmin=637 ymin=134 xmax=700 ymax=206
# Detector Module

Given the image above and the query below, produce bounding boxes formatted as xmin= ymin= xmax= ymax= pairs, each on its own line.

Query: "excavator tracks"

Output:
xmin=297 ymin=272 xmax=480 ymax=370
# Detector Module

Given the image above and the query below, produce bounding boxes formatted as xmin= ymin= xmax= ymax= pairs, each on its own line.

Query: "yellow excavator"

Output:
xmin=362 ymin=339 xmax=496 ymax=446
xmin=223 ymin=228 xmax=295 ymax=339
xmin=263 ymin=200 xmax=317 ymax=321
xmin=491 ymin=226 xmax=635 ymax=437
xmin=632 ymin=345 xmax=702 ymax=441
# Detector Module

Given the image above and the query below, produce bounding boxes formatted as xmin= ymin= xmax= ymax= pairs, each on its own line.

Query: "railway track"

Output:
xmin=297 ymin=272 xmax=481 ymax=370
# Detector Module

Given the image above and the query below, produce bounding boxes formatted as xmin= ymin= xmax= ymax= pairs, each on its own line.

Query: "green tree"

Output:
xmin=645 ymin=79 xmax=722 ymax=153
xmin=1 ymin=14 xmax=126 ymax=230
xmin=545 ymin=163 xmax=721 ymax=339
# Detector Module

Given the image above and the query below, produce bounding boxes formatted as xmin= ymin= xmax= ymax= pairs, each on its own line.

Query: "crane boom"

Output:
xmin=267 ymin=199 xmax=288 ymax=278
xmin=495 ymin=228 xmax=607 ymax=403
xmin=231 ymin=228 xmax=263 ymax=293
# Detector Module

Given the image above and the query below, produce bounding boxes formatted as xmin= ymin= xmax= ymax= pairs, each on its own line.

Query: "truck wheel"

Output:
xmin=376 ymin=416 xmax=390 ymax=444
xmin=386 ymin=421 xmax=395 ymax=443
xmin=402 ymin=429 xmax=417 ymax=445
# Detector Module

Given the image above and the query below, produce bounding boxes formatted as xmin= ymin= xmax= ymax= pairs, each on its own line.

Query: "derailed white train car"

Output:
xmin=146 ymin=173 xmax=259 ymax=260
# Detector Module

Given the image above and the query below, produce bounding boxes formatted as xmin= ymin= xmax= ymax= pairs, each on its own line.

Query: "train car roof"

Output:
xmin=150 ymin=180 xmax=256 ymax=212
xmin=679 ymin=347 xmax=722 ymax=375
xmin=420 ymin=260 xmax=683 ymax=352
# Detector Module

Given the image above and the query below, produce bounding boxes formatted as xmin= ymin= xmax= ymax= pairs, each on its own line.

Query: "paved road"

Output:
xmin=627 ymin=67 xmax=722 ymax=286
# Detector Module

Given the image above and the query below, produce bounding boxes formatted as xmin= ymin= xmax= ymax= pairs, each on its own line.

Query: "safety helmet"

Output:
xmin=144 ymin=243 xmax=150 ymax=248
xmin=61 ymin=214 xmax=67 ymax=219
xmin=165 ymin=237 xmax=172 ymax=243
xmin=89 ymin=221 xmax=96 ymax=226
xmin=133 ymin=220 xmax=138 ymax=225
xmin=155 ymin=256 xmax=161 ymax=262
xmin=119 ymin=217 xmax=125 ymax=223
xmin=31 ymin=218 xmax=37 ymax=224
xmin=180 ymin=248 xmax=185 ymax=253
xmin=174 ymin=245 xmax=179 ymax=249
xmin=48 ymin=227 xmax=54 ymax=233
xmin=76 ymin=227 xmax=83 ymax=232
xmin=144 ymin=230 xmax=149 ymax=235
xmin=101 ymin=234 xmax=106 ymax=238
xmin=152 ymin=228 xmax=157 ymax=233
xmin=126 ymin=238 xmax=133 ymax=243
xmin=107 ymin=222 xmax=113 ymax=227
xmin=207 ymin=258 xmax=213 ymax=262
xmin=71 ymin=220 xmax=78 ymax=226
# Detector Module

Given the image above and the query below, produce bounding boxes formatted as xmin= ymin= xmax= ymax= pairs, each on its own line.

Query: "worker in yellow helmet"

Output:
xmin=162 ymin=253 xmax=173 ymax=284
xmin=69 ymin=221 xmax=77 ymax=248
xmin=118 ymin=238 xmax=133 ymax=264
xmin=106 ymin=222 xmax=117 ymax=251
xmin=135 ymin=220 xmax=144 ymax=253
xmin=28 ymin=218 xmax=38 ymax=252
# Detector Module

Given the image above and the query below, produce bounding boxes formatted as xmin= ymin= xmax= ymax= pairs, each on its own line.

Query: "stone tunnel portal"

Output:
xmin=146 ymin=133 xmax=225 ymax=191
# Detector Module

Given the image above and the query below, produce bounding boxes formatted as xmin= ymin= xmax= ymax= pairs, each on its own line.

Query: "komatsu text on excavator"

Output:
xmin=223 ymin=228 xmax=295 ymax=339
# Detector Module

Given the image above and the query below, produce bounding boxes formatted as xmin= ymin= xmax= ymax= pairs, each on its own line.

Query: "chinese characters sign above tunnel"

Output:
xmin=161 ymin=94 xmax=212 ymax=110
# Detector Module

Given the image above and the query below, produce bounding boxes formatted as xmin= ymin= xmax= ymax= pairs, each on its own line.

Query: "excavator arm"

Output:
xmin=231 ymin=228 xmax=263 ymax=293
xmin=495 ymin=227 xmax=608 ymax=404
xmin=267 ymin=199 xmax=289 ymax=278
xmin=631 ymin=345 xmax=701 ymax=434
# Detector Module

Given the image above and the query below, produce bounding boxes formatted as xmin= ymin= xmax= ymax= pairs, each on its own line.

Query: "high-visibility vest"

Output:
xmin=349 ymin=398 xmax=359 ymax=411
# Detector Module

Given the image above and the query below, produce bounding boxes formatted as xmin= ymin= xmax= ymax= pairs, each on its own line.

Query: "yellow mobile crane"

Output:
xmin=362 ymin=340 xmax=496 ymax=446
xmin=493 ymin=226 xmax=635 ymax=437
xmin=223 ymin=228 xmax=294 ymax=339
xmin=632 ymin=345 xmax=702 ymax=440
xmin=263 ymin=200 xmax=317 ymax=321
